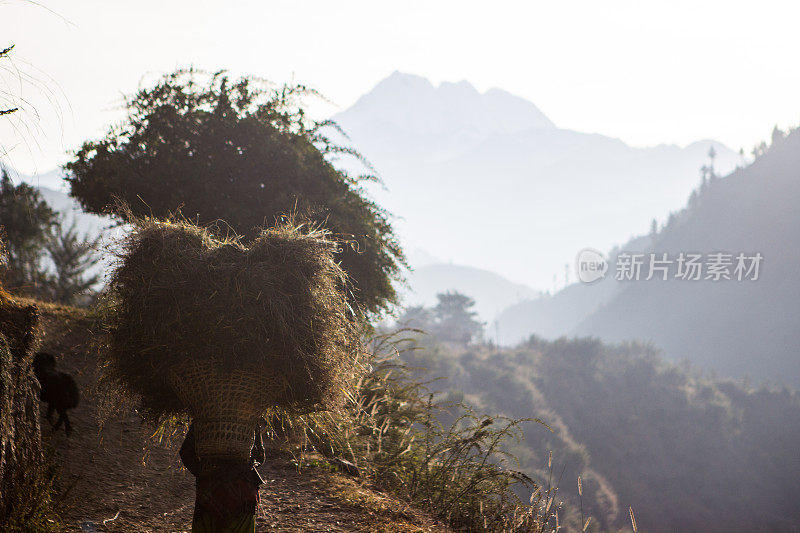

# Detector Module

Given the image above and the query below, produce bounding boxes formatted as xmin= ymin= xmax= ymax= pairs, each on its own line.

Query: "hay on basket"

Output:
xmin=102 ymin=218 xmax=362 ymax=459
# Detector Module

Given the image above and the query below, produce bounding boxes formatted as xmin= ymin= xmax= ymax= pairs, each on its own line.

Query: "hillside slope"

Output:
xmin=333 ymin=71 xmax=739 ymax=288
xmin=403 ymin=336 xmax=800 ymax=533
xmin=495 ymin=235 xmax=652 ymax=344
xmin=576 ymin=129 xmax=800 ymax=386
xmin=36 ymin=305 xmax=448 ymax=532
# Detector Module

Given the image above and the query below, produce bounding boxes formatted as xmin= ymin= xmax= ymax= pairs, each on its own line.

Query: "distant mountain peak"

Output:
xmin=378 ymin=70 xmax=435 ymax=91
xmin=438 ymin=79 xmax=481 ymax=95
xmin=337 ymin=72 xmax=555 ymax=136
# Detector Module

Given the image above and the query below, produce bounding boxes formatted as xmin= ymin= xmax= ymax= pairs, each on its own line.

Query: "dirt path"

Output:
xmin=36 ymin=305 xmax=448 ymax=533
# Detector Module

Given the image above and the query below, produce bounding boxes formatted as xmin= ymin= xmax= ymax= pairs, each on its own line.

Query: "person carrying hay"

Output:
xmin=100 ymin=219 xmax=362 ymax=533
xmin=180 ymin=423 xmax=265 ymax=532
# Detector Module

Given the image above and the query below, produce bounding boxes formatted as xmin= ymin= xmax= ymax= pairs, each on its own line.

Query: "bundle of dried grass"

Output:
xmin=101 ymin=218 xmax=362 ymax=457
xmin=0 ymin=290 xmax=38 ymax=375
xmin=0 ymin=290 xmax=50 ymax=526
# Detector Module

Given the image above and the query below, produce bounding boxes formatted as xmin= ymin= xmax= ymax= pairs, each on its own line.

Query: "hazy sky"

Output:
xmin=2 ymin=0 xmax=799 ymax=175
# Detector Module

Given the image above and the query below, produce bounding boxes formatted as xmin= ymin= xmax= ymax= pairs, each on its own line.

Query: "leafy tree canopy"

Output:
xmin=398 ymin=291 xmax=485 ymax=345
xmin=65 ymin=69 xmax=404 ymax=316
xmin=431 ymin=291 xmax=484 ymax=345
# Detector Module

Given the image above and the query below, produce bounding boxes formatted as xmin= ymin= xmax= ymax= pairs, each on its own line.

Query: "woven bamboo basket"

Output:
xmin=169 ymin=359 xmax=286 ymax=461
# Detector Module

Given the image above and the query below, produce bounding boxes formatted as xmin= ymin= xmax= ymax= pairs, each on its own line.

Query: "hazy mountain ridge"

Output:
xmin=497 ymin=129 xmax=800 ymax=386
xmin=496 ymin=234 xmax=652 ymax=343
xmin=402 ymin=262 xmax=541 ymax=324
xmin=343 ymin=71 xmax=555 ymax=139
xmin=574 ymin=128 xmax=800 ymax=386
xmin=334 ymin=72 xmax=740 ymax=290
xmin=5 ymin=74 xmax=743 ymax=343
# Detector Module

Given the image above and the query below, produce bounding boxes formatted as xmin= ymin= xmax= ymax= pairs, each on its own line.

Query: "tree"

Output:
xmin=0 ymin=168 xmax=58 ymax=296
xmin=771 ymin=125 xmax=785 ymax=146
xmin=666 ymin=212 xmax=677 ymax=230
xmin=45 ymin=218 xmax=101 ymax=305
xmin=752 ymin=140 xmax=768 ymax=159
xmin=65 ymin=70 xmax=405 ymax=317
xmin=397 ymin=305 xmax=434 ymax=330
xmin=431 ymin=291 xmax=484 ymax=345
xmin=688 ymin=190 xmax=699 ymax=209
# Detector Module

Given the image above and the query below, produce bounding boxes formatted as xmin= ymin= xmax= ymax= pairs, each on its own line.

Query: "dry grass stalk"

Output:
xmin=100 ymin=218 xmax=363 ymax=441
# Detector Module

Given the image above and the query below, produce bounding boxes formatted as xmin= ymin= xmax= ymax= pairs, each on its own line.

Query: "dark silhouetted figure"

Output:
xmin=180 ymin=423 xmax=266 ymax=532
xmin=33 ymin=351 xmax=80 ymax=436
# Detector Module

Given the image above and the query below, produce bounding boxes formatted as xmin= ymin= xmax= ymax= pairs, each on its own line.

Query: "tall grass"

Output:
xmin=285 ymin=330 xmax=561 ymax=532
xmin=0 ymin=451 xmax=59 ymax=532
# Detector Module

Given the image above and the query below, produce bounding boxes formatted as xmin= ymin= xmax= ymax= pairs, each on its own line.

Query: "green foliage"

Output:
xmin=65 ymin=69 xmax=405 ymax=317
xmin=0 ymin=169 xmax=58 ymax=297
